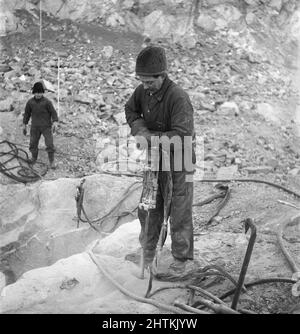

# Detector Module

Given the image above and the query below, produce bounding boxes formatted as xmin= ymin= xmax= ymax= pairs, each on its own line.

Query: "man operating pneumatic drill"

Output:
xmin=125 ymin=46 xmax=196 ymax=275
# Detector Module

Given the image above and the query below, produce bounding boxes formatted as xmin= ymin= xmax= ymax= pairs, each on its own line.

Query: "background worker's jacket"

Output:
xmin=125 ymin=75 xmax=196 ymax=172
xmin=23 ymin=96 xmax=58 ymax=126
xmin=125 ymin=75 xmax=195 ymax=261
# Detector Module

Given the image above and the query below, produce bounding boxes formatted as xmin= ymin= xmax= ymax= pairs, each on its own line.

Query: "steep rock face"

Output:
xmin=0 ymin=0 xmax=299 ymax=43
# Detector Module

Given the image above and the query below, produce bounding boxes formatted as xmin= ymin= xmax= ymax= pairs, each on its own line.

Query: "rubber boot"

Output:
xmin=28 ymin=152 xmax=38 ymax=164
xmin=48 ymin=152 xmax=56 ymax=170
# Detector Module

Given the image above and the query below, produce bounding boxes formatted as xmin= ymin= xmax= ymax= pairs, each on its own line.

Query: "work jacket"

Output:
xmin=23 ymin=96 xmax=58 ymax=127
xmin=125 ymin=75 xmax=196 ymax=172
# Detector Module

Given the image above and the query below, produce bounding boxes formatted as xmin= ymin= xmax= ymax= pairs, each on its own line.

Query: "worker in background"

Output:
xmin=125 ymin=46 xmax=196 ymax=274
xmin=23 ymin=81 xmax=58 ymax=169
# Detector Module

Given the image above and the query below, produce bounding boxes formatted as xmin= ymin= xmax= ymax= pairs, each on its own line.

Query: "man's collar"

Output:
xmin=152 ymin=75 xmax=172 ymax=101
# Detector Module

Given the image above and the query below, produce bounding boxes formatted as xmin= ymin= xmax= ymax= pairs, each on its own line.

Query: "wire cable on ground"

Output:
xmin=77 ymin=180 xmax=142 ymax=228
xmin=197 ymin=178 xmax=300 ymax=199
xmin=207 ymin=185 xmax=231 ymax=224
xmin=100 ymin=169 xmax=300 ymax=199
xmin=173 ymin=302 xmax=211 ymax=314
xmin=146 ymin=283 xmax=254 ymax=314
xmin=219 ymin=277 xmax=297 ymax=300
xmin=192 ymin=192 xmax=225 ymax=207
xmin=277 ymin=214 xmax=300 ymax=275
xmin=276 ymin=214 xmax=300 ymax=297
xmin=87 ymin=249 xmax=193 ymax=314
xmin=180 ymin=297 xmax=239 ymax=314
xmin=0 ymin=140 xmax=47 ymax=183
xmin=202 ymin=264 xmax=247 ymax=293
xmin=187 ymin=284 xmax=226 ymax=305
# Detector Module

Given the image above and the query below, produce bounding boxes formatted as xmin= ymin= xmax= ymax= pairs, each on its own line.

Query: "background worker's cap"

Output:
xmin=32 ymin=81 xmax=45 ymax=94
xmin=135 ymin=46 xmax=167 ymax=76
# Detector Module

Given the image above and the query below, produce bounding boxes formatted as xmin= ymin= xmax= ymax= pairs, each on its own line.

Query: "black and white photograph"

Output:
xmin=0 ymin=0 xmax=300 ymax=319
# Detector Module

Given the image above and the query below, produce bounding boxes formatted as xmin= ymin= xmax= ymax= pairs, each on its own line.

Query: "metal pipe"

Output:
xmin=231 ymin=218 xmax=256 ymax=310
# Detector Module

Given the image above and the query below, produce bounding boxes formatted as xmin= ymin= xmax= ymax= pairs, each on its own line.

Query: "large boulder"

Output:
xmin=143 ymin=10 xmax=175 ymax=39
xmin=255 ymin=102 xmax=282 ymax=125
xmin=143 ymin=9 xmax=198 ymax=46
xmin=0 ymin=174 xmax=141 ymax=281
xmin=196 ymin=4 xmax=243 ymax=31
xmin=0 ymin=220 xmax=161 ymax=314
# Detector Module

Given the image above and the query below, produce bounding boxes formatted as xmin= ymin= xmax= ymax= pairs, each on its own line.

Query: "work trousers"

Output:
xmin=29 ymin=126 xmax=55 ymax=159
xmin=138 ymin=170 xmax=194 ymax=262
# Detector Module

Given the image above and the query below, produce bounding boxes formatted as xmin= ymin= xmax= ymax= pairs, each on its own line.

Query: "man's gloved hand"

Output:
xmin=52 ymin=122 xmax=57 ymax=134
xmin=131 ymin=118 xmax=147 ymax=137
xmin=131 ymin=118 xmax=162 ymax=150
xmin=23 ymin=125 xmax=27 ymax=136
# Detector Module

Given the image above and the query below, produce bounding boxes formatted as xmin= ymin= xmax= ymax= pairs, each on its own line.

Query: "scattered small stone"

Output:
xmin=0 ymin=64 xmax=12 ymax=72
xmin=0 ymin=98 xmax=14 ymax=112
xmin=266 ymin=158 xmax=279 ymax=169
xmin=19 ymin=74 xmax=27 ymax=81
xmin=113 ymin=112 xmax=126 ymax=125
xmin=288 ymin=168 xmax=300 ymax=176
xmin=218 ymin=101 xmax=240 ymax=116
xmin=4 ymin=69 xmax=18 ymax=80
xmin=86 ymin=61 xmax=96 ymax=68
xmin=74 ymin=95 xmax=93 ymax=105
xmin=102 ymin=46 xmax=114 ymax=59
xmin=233 ymin=157 xmax=242 ymax=165
xmin=244 ymin=166 xmax=274 ymax=174
xmin=56 ymin=51 xmax=69 ymax=58
xmin=41 ymin=79 xmax=56 ymax=93
xmin=46 ymin=60 xmax=58 ymax=68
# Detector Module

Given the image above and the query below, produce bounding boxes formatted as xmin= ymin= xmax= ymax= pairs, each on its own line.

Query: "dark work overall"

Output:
xmin=29 ymin=126 xmax=55 ymax=161
xmin=23 ymin=96 xmax=58 ymax=162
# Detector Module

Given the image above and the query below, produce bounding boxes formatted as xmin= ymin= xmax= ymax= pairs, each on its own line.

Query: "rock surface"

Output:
xmin=0 ymin=0 xmax=299 ymax=45
xmin=0 ymin=174 xmax=141 ymax=281
xmin=0 ymin=220 xmax=159 ymax=314
xmin=1 ymin=208 xmax=299 ymax=314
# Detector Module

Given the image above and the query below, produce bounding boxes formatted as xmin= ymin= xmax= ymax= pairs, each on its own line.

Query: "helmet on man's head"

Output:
xmin=135 ymin=46 xmax=167 ymax=76
xmin=32 ymin=81 xmax=45 ymax=94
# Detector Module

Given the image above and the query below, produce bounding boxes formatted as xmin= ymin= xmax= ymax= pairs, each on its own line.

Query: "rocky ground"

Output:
xmin=0 ymin=10 xmax=300 ymax=314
